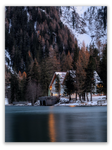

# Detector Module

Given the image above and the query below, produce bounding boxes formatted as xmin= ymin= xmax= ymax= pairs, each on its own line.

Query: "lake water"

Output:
xmin=5 ymin=106 xmax=107 ymax=142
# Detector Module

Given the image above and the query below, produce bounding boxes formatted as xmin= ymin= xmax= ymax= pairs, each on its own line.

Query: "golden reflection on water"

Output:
xmin=48 ymin=113 xmax=56 ymax=142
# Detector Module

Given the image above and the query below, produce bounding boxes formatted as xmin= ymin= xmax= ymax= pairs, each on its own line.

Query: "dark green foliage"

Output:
xmin=40 ymin=59 xmax=49 ymax=96
xmin=10 ymin=73 xmax=19 ymax=103
xmin=55 ymin=75 xmax=60 ymax=96
xmin=99 ymin=44 xmax=107 ymax=95
xmin=85 ymin=56 xmax=95 ymax=93
xmin=30 ymin=59 xmax=39 ymax=84
xmin=72 ymin=41 xmax=79 ymax=70
xmin=64 ymin=71 xmax=75 ymax=101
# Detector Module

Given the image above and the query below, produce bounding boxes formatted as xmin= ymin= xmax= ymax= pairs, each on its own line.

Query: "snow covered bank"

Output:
xmin=54 ymin=96 xmax=107 ymax=106
xmin=5 ymin=98 xmax=9 ymax=105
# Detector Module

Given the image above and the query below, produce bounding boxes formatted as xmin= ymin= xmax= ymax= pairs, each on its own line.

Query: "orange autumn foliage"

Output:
xmin=76 ymin=41 xmax=90 ymax=94
xmin=18 ymin=71 xmax=27 ymax=79
xmin=28 ymin=51 xmax=31 ymax=57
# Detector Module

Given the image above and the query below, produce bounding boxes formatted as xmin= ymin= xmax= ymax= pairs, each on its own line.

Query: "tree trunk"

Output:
xmin=87 ymin=93 xmax=89 ymax=102
xmin=91 ymin=92 xmax=92 ymax=101
xmin=79 ymin=94 xmax=81 ymax=101
xmin=91 ymin=85 xmax=92 ymax=101
xmin=76 ymin=91 xmax=77 ymax=100
xmin=69 ymin=95 xmax=71 ymax=101
xmin=59 ymin=91 xmax=60 ymax=98
xmin=32 ymin=98 xmax=34 ymax=106
xmin=83 ymin=93 xmax=85 ymax=101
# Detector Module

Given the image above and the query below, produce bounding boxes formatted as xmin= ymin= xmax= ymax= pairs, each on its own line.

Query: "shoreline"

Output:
xmin=5 ymin=95 xmax=107 ymax=107
xmin=5 ymin=104 xmax=107 ymax=107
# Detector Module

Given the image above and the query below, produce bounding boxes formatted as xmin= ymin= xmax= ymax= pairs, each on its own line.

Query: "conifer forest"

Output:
xmin=5 ymin=6 xmax=107 ymax=105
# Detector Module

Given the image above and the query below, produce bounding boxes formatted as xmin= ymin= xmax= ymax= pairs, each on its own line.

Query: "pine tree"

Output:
xmin=61 ymin=51 xmax=73 ymax=71
xmin=55 ymin=74 xmax=60 ymax=96
xmin=10 ymin=73 xmax=19 ymax=103
xmin=18 ymin=71 xmax=27 ymax=101
xmin=76 ymin=41 xmax=90 ymax=100
xmin=85 ymin=56 xmax=95 ymax=101
xmin=100 ymin=44 xmax=107 ymax=96
xmin=40 ymin=59 xmax=49 ymax=96
xmin=72 ymin=41 xmax=79 ymax=100
xmin=31 ymin=58 xmax=39 ymax=84
xmin=92 ymin=47 xmax=100 ymax=73
xmin=63 ymin=71 xmax=74 ymax=101
xmin=72 ymin=41 xmax=79 ymax=70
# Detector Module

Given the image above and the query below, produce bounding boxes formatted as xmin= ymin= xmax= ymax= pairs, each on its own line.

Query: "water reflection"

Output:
xmin=5 ymin=106 xmax=107 ymax=142
xmin=48 ymin=113 xmax=56 ymax=142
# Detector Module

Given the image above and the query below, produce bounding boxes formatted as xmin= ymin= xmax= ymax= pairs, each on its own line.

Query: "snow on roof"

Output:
xmin=49 ymin=72 xmax=67 ymax=87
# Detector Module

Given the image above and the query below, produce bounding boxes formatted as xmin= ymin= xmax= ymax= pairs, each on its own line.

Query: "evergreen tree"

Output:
xmin=100 ymin=44 xmax=107 ymax=96
xmin=85 ymin=56 xmax=95 ymax=101
xmin=55 ymin=74 xmax=60 ymax=96
xmin=10 ymin=73 xmax=19 ymax=103
xmin=72 ymin=41 xmax=79 ymax=100
xmin=63 ymin=71 xmax=74 ymax=101
xmin=40 ymin=59 xmax=49 ymax=96
xmin=72 ymin=41 xmax=79 ymax=70
xmin=26 ymin=58 xmax=40 ymax=105
xmin=61 ymin=51 xmax=73 ymax=71
xmin=31 ymin=58 xmax=39 ymax=84
xmin=92 ymin=47 xmax=100 ymax=73
xmin=76 ymin=41 xmax=90 ymax=100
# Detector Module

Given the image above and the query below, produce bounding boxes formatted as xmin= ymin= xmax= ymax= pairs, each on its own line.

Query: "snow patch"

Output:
xmin=9 ymin=19 xmax=12 ymax=33
xmin=34 ymin=21 xmax=37 ymax=31
xmin=27 ymin=103 xmax=32 ymax=106
xmin=5 ymin=98 xmax=9 ymax=105
xmin=55 ymin=95 xmax=107 ymax=106
xmin=27 ymin=12 xmax=30 ymax=22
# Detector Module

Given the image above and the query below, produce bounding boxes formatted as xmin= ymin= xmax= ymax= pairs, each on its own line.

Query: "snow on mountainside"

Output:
xmin=5 ymin=50 xmax=14 ymax=74
xmin=61 ymin=6 xmax=106 ymax=47
xmin=60 ymin=6 xmax=91 ymax=47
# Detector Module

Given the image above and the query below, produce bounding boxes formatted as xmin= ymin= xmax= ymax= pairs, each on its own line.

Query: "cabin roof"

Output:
xmin=49 ymin=72 xmax=66 ymax=87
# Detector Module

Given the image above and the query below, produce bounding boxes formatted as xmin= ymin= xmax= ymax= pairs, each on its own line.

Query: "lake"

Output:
xmin=5 ymin=106 xmax=107 ymax=142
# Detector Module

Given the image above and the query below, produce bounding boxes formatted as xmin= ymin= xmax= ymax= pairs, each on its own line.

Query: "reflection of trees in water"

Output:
xmin=48 ymin=113 xmax=56 ymax=142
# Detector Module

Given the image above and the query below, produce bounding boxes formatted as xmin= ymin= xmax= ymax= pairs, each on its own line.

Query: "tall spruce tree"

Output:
xmin=55 ymin=74 xmax=60 ymax=96
xmin=10 ymin=73 xmax=19 ymax=103
xmin=63 ymin=71 xmax=74 ymax=101
xmin=40 ymin=59 xmax=49 ymax=96
xmin=76 ymin=42 xmax=90 ymax=100
xmin=72 ymin=41 xmax=79 ymax=100
xmin=85 ymin=56 xmax=95 ymax=101
xmin=100 ymin=44 xmax=107 ymax=96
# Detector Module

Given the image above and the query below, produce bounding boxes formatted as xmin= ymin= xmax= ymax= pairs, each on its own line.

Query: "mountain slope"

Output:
xmin=5 ymin=6 xmax=77 ymax=74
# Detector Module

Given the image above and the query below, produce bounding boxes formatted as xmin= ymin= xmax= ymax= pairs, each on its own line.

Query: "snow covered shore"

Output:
xmin=5 ymin=96 xmax=107 ymax=106
xmin=54 ymin=96 xmax=107 ymax=107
